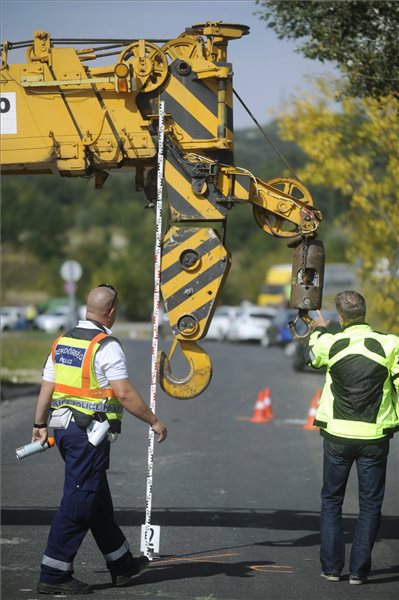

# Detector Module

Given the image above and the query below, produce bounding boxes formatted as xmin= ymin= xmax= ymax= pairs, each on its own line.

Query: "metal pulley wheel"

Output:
xmin=266 ymin=178 xmax=314 ymax=206
xmin=253 ymin=177 xmax=314 ymax=238
xmin=253 ymin=206 xmax=300 ymax=238
xmin=161 ymin=36 xmax=202 ymax=62
xmin=118 ymin=41 xmax=168 ymax=92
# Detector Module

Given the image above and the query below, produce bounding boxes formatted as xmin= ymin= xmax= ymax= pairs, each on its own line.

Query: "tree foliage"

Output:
xmin=255 ymin=0 xmax=399 ymax=100
xmin=277 ymin=79 xmax=399 ymax=332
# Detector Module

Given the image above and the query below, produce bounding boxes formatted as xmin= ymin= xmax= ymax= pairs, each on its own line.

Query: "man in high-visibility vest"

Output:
xmin=32 ymin=284 xmax=167 ymax=595
xmin=307 ymin=290 xmax=399 ymax=585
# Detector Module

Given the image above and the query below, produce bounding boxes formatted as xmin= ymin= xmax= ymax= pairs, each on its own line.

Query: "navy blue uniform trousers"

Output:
xmin=40 ymin=421 xmax=133 ymax=583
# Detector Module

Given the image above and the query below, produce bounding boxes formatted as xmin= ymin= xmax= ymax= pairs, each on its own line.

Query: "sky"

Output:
xmin=0 ymin=0 xmax=336 ymax=129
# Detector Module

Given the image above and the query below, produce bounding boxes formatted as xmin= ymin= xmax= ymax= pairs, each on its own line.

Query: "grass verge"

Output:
xmin=2 ymin=332 xmax=52 ymax=383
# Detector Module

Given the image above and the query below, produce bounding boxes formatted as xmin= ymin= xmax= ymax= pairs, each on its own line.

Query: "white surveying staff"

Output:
xmin=142 ymin=100 xmax=165 ymax=559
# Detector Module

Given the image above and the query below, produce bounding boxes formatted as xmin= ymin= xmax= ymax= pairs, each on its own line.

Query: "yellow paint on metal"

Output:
xmin=215 ymin=169 xmax=321 ymax=237
xmin=164 ymin=160 xmax=226 ymax=220
xmin=162 ymin=269 xmax=222 ymax=313
xmin=166 ymin=75 xmax=217 ymax=135
xmin=232 ymin=177 xmax=251 ymax=201
xmin=201 ymin=78 xmax=233 ymax=110
xmin=161 ymin=230 xmax=211 ymax=271
xmin=162 ymin=228 xmax=219 ymax=278
xmin=1 ymin=46 xmax=156 ymax=174
xmin=160 ymin=226 xmax=230 ymax=340
xmin=157 ymin=339 xmax=212 ymax=399
xmin=166 ymin=275 xmax=224 ymax=332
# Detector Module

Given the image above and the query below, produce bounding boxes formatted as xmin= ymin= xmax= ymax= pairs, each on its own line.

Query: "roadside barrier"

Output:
xmin=303 ymin=388 xmax=321 ymax=430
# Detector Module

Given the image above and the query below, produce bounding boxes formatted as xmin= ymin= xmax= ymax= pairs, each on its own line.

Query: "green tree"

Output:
xmin=255 ymin=0 xmax=399 ymax=100
xmin=277 ymin=79 xmax=399 ymax=331
xmin=1 ymin=177 xmax=70 ymax=258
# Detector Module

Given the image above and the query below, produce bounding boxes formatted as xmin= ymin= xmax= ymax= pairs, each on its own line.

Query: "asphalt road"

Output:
xmin=1 ymin=339 xmax=398 ymax=600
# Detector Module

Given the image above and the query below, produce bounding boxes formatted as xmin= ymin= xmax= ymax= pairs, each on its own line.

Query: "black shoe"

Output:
xmin=112 ymin=556 xmax=150 ymax=587
xmin=349 ymin=574 xmax=368 ymax=585
xmin=320 ymin=571 xmax=341 ymax=582
xmin=37 ymin=577 xmax=92 ymax=594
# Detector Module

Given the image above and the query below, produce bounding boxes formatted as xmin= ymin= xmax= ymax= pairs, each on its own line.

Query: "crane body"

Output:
xmin=1 ymin=22 xmax=325 ymax=398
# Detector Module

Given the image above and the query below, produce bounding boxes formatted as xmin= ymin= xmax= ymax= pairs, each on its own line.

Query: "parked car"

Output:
xmin=291 ymin=310 xmax=341 ymax=371
xmin=226 ymin=305 xmax=277 ymax=343
xmin=34 ymin=305 xmax=78 ymax=333
xmin=206 ymin=306 xmax=238 ymax=341
xmin=0 ymin=306 xmax=27 ymax=331
xmin=261 ymin=308 xmax=299 ymax=347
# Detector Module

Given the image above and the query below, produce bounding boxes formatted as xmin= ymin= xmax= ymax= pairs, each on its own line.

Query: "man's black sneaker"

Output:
xmin=37 ymin=577 xmax=92 ymax=594
xmin=112 ymin=555 xmax=150 ymax=587
xmin=320 ymin=571 xmax=341 ymax=582
xmin=349 ymin=574 xmax=368 ymax=585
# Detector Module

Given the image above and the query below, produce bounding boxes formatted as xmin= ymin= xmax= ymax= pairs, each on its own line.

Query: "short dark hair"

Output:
xmin=335 ymin=290 xmax=366 ymax=324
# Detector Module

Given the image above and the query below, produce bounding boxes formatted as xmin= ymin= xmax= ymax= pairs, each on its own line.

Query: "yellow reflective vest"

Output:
xmin=50 ymin=327 xmax=123 ymax=424
xmin=308 ymin=323 xmax=399 ymax=442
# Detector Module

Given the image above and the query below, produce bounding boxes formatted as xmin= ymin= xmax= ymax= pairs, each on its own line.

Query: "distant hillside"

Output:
xmin=234 ymin=121 xmax=307 ymax=180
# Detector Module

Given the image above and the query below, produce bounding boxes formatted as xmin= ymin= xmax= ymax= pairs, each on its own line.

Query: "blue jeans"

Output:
xmin=320 ymin=437 xmax=389 ymax=578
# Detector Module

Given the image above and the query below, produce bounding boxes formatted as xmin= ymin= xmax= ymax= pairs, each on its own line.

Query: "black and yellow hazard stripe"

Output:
xmin=164 ymin=152 xmax=228 ymax=221
xmin=162 ymin=60 xmax=233 ymax=142
xmin=233 ymin=174 xmax=252 ymax=199
xmin=160 ymin=226 xmax=231 ymax=339
xmin=200 ymin=75 xmax=234 ymax=134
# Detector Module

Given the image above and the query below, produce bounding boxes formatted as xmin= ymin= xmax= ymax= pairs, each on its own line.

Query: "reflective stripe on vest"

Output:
xmin=51 ymin=397 xmax=123 ymax=414
xmin=51 ymin=330 xmax=122 ymax=419
xmin=53 ymin=384 xmax=115 ymax=398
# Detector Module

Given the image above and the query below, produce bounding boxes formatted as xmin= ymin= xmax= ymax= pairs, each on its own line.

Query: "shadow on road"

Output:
xmin=90 ymin=559 xmax=276 ymax=591
xmin=365 ymin=564 xmax=399 ymax=584
xmin=86 ymin=560 xmax=399 ymax=590
xmin=2 ymin=507 xmax=398 ymax=544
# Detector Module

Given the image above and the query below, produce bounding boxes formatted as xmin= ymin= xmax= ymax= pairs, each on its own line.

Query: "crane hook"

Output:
xmin=288 ymin=309 xmax=315 ymax=344
xmin=157 ymin=339 xmax=212 ymax=399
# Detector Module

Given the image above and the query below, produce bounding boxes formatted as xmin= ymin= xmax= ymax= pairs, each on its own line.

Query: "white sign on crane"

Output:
xmin=0 ymin=92 xmax=17 ymax=134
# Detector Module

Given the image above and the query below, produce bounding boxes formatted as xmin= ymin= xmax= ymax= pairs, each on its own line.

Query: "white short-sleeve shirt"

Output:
xmin=42 ymin=320 xmax=128 ymax=386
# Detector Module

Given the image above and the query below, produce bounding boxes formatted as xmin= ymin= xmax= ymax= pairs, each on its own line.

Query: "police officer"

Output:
xmin=307 ymin=290 xmax=399 ymax=585
xmin=32 ymin=284 xmax=167 ymax=595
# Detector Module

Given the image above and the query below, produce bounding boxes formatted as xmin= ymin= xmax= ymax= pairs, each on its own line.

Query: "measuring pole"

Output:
xmin=142 ymin=100 xmax=165 ymax=559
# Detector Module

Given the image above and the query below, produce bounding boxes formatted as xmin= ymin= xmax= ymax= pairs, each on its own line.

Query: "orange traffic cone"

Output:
xmin=262 ymin=388 xmax=273 ymax=421
xmin=303 ymin=388 xmax=321 ymax=430
xmin=250 ymin=391 xmax=268 ymax=423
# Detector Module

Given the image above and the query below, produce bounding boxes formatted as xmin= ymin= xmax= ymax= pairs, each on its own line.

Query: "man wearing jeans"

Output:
xmin=307 ymin=291 xmax=399 ymax=585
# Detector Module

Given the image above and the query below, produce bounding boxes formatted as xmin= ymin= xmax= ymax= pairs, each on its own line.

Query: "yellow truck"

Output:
xmin=258 ymin=264 xmax=292 ymax=307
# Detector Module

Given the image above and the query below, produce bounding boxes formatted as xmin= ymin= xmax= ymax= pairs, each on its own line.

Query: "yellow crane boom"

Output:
xmin=0 ymin=22 xmax=325 ymax=398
